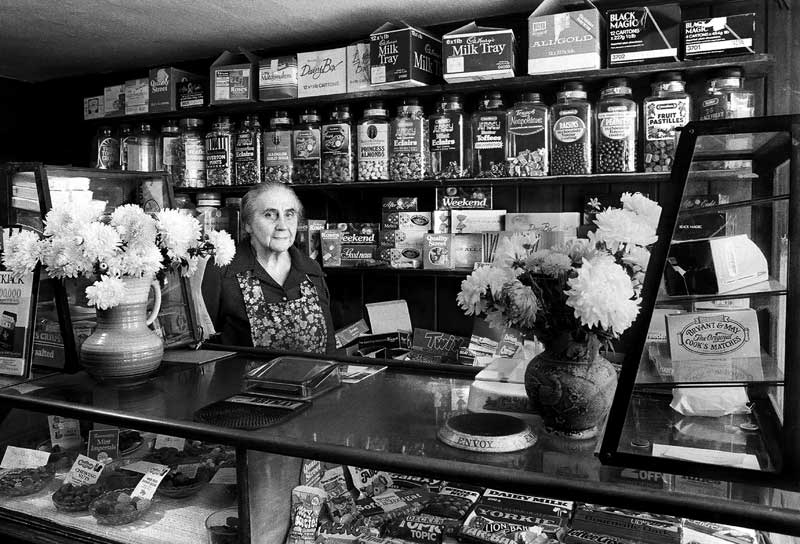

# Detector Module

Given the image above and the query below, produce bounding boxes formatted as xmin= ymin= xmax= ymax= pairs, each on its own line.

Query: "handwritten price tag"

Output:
xmin=1 ymin=446 xmax=51 ymax=469
xmin=209 ymin=467 xmax=237 ymax=485
xmin=153 ymin=434 xmax=186 ymax=450
xmin=131 ymin=465 xmax=170 ymax=500
xmin=176 ymin=463 xmax=200 ymax=479
xmin=65 ymin=454 xmax=105 ymax=486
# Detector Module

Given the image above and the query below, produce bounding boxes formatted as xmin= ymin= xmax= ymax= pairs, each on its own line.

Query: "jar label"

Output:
xmin=206 ymin=148 xmax=228 ymax=168
xmin=264 ymin=129 xmax=292 ymax=166
xmin=235 ymin=132 xmax=257 ymax=162
xmin=97 ymin=138 xmax=119 ymax=169
xmin=473 ymin=114 xmax=504 ymax=150
xmin=391 ymin=118 xmax=424 ymax=154
xmin=553 ymin=115 xmax=586 ymax=143
xmin=430 ymin=115 xmax=461 ymax=152
xmin=293 ymin=128 xmax=321 ymax=160
xmin=598 ymin=110 xmax=636 ymax=140
xmin=645 ymin=98 xmax=690 ymax=141
xmin=358 ymin=123 xmax=389 ymax=162
xmin=162 ymin=135 xmax=180 ymax=166
xmin=184 ymin=137 xmax=205 ymax=180
xmin=508 ymin=109 xmax=546 ymax=136
xmin=322 ymin=123 xmax=351 ymax=155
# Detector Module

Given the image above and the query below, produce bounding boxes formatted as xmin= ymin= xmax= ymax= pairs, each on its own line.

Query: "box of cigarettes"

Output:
xmin=321 ymin=230 xmax=342 ymax=267
xmin=398 ymin=211 xmax=432 ymax=231
xmin=258 ymin=55 xmax=298 ymax=100
xmin=424 ymin=234 xmax=453 ymax=270
xmin=451 ymin=209 xmax=506 ymax=234
xmin=607 ymin=4 xmax=681 ymax=66
xmin=528 ymin=2 xmax=603 ymax=75
xmin=347 ymin=41 xmax=372 ymax=93
xmin=436 ymin=186 xmax=492 ymax=210
xmin=683 ymin=14 xmax=756 ymax=59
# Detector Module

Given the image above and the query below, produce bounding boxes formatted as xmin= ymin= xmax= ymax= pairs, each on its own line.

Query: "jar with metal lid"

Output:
xmin=234 ymin=115 xmax=262 ymax=186
xmin=128 ymin=123 xmax=156 ymax=172
xmin=263 ymin=111 xmax=293 ymax=183
xmin=95 ymin=126 xmax=119 ymax=170
xmin=119 ymin=124 xmax=132 ymax=170
xmin=595 ymin=78 xmax=638 ymax=174
xmin=173 ymin=194 xmax=196 ymax=216
xmin=390 ymin=98 xmax=429 ymax=181
xmin=292 ymin=109 xmax=322 ymax=184
xmin=643 ymin=72 xmax=691 ymax=172
xmin=178 ymin=118 xmax=205 ymax=188
xmin=206 ymin=116 xmax=233 ymax=186
xmin=507 ymin=92 xmax=550 ymax=176
xmin=357 ymin=101 xmax=390 ymax=181
xmin=550 ymin=82 xmax=592 ymax=175
xmin=322 ymin=105 xmax=355 ymax=183
xmin=430 ymin=94 xmax=471 ymax=179
xmin=159 ymin=120 xmax=181 ymax=175
xmin=472 ymin=92 xmax=507 ymax=177
xmin=699 ymin=67 xmax=754 ymax=121
xmin=195 ymin=192 xmax=228 ymax=233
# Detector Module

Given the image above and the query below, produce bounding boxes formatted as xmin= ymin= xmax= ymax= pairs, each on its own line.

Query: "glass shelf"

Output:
xmin=657 ymin=278 xmax=787 ymax=304
xmin=677 ymin=195 xmax=789 ymax=217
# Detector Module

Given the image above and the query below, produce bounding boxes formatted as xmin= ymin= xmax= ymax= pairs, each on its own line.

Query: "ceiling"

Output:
xmin=0 ymin=0 xmax=531 ymax=82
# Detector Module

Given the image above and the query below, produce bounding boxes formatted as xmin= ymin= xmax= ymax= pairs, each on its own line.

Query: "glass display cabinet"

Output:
xmin=601 ymin=115 xmax=798 ymax=488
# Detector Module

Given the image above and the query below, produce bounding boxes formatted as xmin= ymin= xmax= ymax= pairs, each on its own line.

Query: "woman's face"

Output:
xmin=245 ymin=188 xmax=300 ymax=255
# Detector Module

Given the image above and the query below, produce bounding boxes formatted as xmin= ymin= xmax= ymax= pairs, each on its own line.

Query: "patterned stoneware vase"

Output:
xmin=80 ymin=275 xmax=163 ymax=384
xmin=524 ymin=335 xmax=618 ymax=439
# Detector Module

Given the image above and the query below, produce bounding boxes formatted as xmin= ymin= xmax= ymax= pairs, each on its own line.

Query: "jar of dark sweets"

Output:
xmin=472 ymin=92 xmax=507 ymax=178
xmin=550 ymin=82 xmax=592 ymax=175
xmin=292 ymin=109 xmax=322 ymax=184
xmin=643 ymin=72 xmax=690 ymax=172
xmin=390 ymin=98 xmax=429 ymax=181
xmin=595 ymin=78 xmax=638 ymax=173
xmin=263 ymin=111 xmax=293 ymax=183
xmin=506 ymin=92 xmax=549 ymax=176
xmin=429 ymin=94 xmax=470 ymax=179
xmin=322 ymin=105 xmax=355 ymax=183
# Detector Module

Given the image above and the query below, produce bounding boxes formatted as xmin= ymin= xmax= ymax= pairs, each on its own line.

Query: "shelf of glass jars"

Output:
xmin=655 ymin=278 xmax=786 ymax=305
xmin=85 ymin=54 xmax=774 ymax=125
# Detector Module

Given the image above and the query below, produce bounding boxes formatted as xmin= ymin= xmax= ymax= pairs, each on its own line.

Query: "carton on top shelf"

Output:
xmin=210 ymin=48 xmax=259 ymax=104
xmin=149 ymin=67 xmax=204 ymax=112
xmin=370 ymin=21 xmax=442 ymax=87
xmin=528 ymin=0 xmax=603 ymax=75
xmin=297 ymin=48 xmax=347 ymax=98
xmin=682 ymin=13 xmax=756 ymax=60
xmin=347 ymin=41 xmax=372 ymax=93
xmin=259 ymin=55 xmax=298 ymax=101
xmin=443 ymin=22 xmax=515 ymax=82
xmin=606 ymin=4 xmax=681 ymax=66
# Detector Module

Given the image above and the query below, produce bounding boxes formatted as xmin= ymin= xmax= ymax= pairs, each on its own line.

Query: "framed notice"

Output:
xmin=0 ymin=227 xmax=41 ymax=377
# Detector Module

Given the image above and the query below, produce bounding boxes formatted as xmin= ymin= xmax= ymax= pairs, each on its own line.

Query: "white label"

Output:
xmin=123 ymin=460 xmax=170 ymax=475
xmin=176 ymin=463 xmax=200 ymax=479
xmin=446 ymin=56 xmax=465 ymax=73
xmin=210 ymin=466 xmax=237 ymax=485
xmin=371 ymin=65 xmax=386 ymax=84
xmin=153 ymin=434 xmax=186 ymax=450
xmin=686 ymin=38 xmax=752 ymax=53
xmin=65 ymin=454 xmax=105 ymax=486
xmin=1 ymin=446 xmax=51 ymax=469
xmin=131 ymin=465 xmax=170 ymax=500
xmin=611 ymin=48 xmax=678 ymax=61
xmin=48 ymin=416 xmax=82 ymax=450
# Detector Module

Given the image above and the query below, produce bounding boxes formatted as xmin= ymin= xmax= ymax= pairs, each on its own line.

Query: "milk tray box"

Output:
xmin=370 ymin=21 xmax=442 ymax=87
xmin=443 ymin=22 xmax=515 ymax=82
xmin=528 ymin=0 xmax=603 ymax=75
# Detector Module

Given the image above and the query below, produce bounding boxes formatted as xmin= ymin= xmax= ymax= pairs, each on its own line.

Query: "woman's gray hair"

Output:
xmin=240 ymin=182 xmax=304 ymax=232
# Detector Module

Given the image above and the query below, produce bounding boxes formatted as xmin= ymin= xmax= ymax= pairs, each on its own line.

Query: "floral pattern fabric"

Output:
xmin=236 ymin=272 xmax=327 ymax=353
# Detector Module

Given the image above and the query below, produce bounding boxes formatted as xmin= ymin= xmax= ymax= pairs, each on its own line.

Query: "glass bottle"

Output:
xmin=160 ymin=120 xmax=181 ymax=175
xmin=195 ymin=192 xmax=226 ymax=233
xmin=472 ymin=92 xmax=507 ymax=178
xmin=206 ymin=116 xmax=233 ymax=186
xmin=357 ymin=101 xmax=390 ymax=181
xmin=699 ymin=67 xmax=754 ymax=120
xmin=118 ymin=124 xmax=132 ymax=170
xmin=292 ymin=109 xmax=322 ymax=184
xmin=322 ymin=105 xmax=355 ymax=183
xmin=224 ymin=197 xmax=242 ymax=244
xmin=643 ymin=72 xmax=691 ymax=172
xmin=390 ymin=98 xmax=429 ymax=181
xmin=263 ymin=110 xmax=293 ymax=183
xmin=506 ymin=92 xmax=550 ymax=176
xmin=234 ymin=115 xmax=263 ymax=186
xmin=550 ymin=82 xmax=592 ymax=175
xmin=95 ymin=126 xmax=119 ymax=170
xmin=430 ymin=94 xmax=470 ymax=179
xmin=178 ymin=118 xmax=205 ymax=188
xmin=128 ymin=123 xmax=156 ymax=172
xmin=595 ymin=78 xmax=638 ymax=173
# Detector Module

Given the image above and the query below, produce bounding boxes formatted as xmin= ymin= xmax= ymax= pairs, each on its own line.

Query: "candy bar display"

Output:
xmin=234 ymin=115 xmax=262 ymax=185
xmin=292 ymin=109 xmax=322 ymax=184
xmin=506 ymin=92 xmax=549 ymax=176
xmin=358 ymin=101 xmax=391 ymax=181
xmin=472 ymin=92 xmax=507 ymax=178
xmin=430 ymin=94 xmax=471 ymax=179
xmin=178 ymin=117 xmax=206 ymax=187
xmin=551 ymin=82 xmax=592 ymax=175
xmin=205 ymin=116 xmax=233 ymax=186
xmin=322 ymin=105 xmax=355 ymax=183
xmin=263 ymin=110 xmax=293 ymax=183
xmin=595 ymin=78 xmax=638 ymax=173
xmin=643 ymin=72 xmax=691 ymax=172
xmin=390 ymin=98 xmax=429 ymax=181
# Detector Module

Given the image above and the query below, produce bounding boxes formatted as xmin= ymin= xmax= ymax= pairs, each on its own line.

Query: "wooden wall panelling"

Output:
xmin=435 ymin=277 xmax=473 ymax=337
xmin=326 ymin=275 xmax=363 ymax=329
xmin=399 ymin=276 xmax=436 ymax=331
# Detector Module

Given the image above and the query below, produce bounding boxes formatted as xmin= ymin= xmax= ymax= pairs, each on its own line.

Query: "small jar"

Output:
xmin=173 ymin=194 xmax=196 ymax=216
xmin=292 ymin=109 xmax=322 ymax=184
xmin=206 ymin=116 xmax=233 ymax=186
xmin=234 ymin=115 xmax=262 ymax=186
xmin=196 ymin=192 xmax=226 ymax=232
xmin=224 ymin=197 xmax=242 ymax=244
xmin=95 ymin=126 xmax=119 ymax=170
xmin=119 ymin=124 xmax=132 ymax=171
xmin=430 ymin=94 xmax=471 ymax=179
xmin=160 ymin=120 xmax=181 ymax=175
xmin=472 ymin=92 xmax=507 ymax=178
xmin=263 ymin=111 xmax=293 ymax=183
xmin=128 ymin=123 xmax=156 ymax=172
xmin=506 ymin=92 xmax=550 ymax=176
xmin=178 ymin=118 xmax=206 ymax=188
xmin=390 ymin=98 xmax=429 ymax=181
xmin=322 ymin=105 xmax=355 ymax=183
xmin=550 ymin=82 xmax=592 ymax=175
xmin=699 ymin=67 xmax=754 ymax=120
xmin=643 ymin=72 xmax=691 ymax=172
xmin=357 ymin=101 xmax=390 ymax=181
xmin=595 ymin=78 xmax=638 ymax=174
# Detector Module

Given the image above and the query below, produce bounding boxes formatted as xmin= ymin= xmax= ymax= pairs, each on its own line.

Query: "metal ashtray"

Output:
xmin=437 ymin=413 xmax=537 ymax=453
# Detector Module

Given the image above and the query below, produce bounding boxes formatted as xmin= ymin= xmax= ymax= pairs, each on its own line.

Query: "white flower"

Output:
xmin=40 ymin=237 xmax=95 ymax=278
xmin=621 ymin=244 xmax=651 ymax=272
xmin=80 ymin=223 xmax=121 ymax=262
xmin=493 ymin=232 xmax=538 ymax=273
xmin=85 ymin=275 xmax=126 ymax=310
xmin=621 ymin=192 xmax=661 ymax=230
xmin=206 ymin=230 xmax=235 ymax=266
xmin=110 ymin=204 xmax=157 ymax=248
xmin=502 ymin=279 xmax=540 ymax=329
xmin=456 ymin=266 xmax=514 ymax=315
xmin=106 ymin=244 xmax=163 ymax=278
xmin=155 ymin=209 xmax=201 ymax=261
xmin=594 ymin=208 xmax=658 ymax=251
xmin=524 ymin=250 xmax=573 ymax=277
xmin=43 ymin=201 xmax=106 ymax=236
xmin=565 ymin=256 xmax=640 ymax=336
xmin=553 ymin=238 xmax=601 ymax=265
xmin=1 ymin=230 xmax=42 ymax=275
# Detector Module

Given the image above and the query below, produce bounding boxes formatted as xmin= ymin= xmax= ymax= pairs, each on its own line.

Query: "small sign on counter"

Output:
xmin=64 ymin=454 xmax=105 ymax=487
xmin=1 ymin=446 xmax=51 ymax=469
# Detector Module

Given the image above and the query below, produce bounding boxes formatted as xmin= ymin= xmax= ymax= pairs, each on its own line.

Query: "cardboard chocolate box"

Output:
xmin=210 ymin=48 xmax=258 ymax=104
xmin=607 ymin=4 xmax=681 ymax=66
xmin=370 ymin=21 xmax=442 ymax=87
xmin=443 ymin=22 xmax=515 ymax=82
xmin=297 ymin=48 xmax=347 ymax=98
xmin=683 ymin=13 xmax=756 ymax=60
xmin=149 ymin=67 xmax=203 ymax=112
xmin=436 ymin=186 xmax=492 ymax=210
xmin=124 ymin=78 xmax=149 ymax=115
xmin=347 ymin=41 xmax=372 ymax=93
xmin=258 ymin=55 xmax=298 ymax=101
xmin=528 ymin=1 xmax=603 ymax=75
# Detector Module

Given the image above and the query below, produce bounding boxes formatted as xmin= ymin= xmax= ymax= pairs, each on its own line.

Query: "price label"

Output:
xmin=123 ymin=460 xmax=170 ymax=475
xmin=87 ymin=429 xmax=120 ymax=462
xmin=210 ymin=467 xmax=237 ymax=485
xmin=0 ymin=446 xmax=51 ymax=469
xmin=153 ymin=434 xmax=186 ymax=450
xmin=48 ymin=416 xmax=82 ymax=450
xmin=65 ymin=454 xmax=105 ymax=486
xmin=131 ymin=465 xmax=170 ymax=500
xmin=176 ymin=463 xmax=200 ymax=479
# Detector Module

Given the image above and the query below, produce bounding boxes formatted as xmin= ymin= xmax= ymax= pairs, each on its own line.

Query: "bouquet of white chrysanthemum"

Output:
xmin=457 ymin=192 xmax=661 ymax=354
xmin=2 ymin=202 xmax=235 ymax=310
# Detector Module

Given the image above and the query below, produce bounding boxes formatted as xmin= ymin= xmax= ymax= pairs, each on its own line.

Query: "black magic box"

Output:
xmin=370 ymin=21 xmax=442 ymax=87
xmin=606 ymin=4 xmax=680 ymax=66
xmin=682 ymin=13 xmax=756 ymax=59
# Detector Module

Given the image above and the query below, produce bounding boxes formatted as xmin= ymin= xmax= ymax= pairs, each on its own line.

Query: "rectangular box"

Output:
xmin=321 ymin=230 xmax=342 ymax=267
xmin=177 ymin=75 xmax=208 ymax=109
xmin=258 ymin=55 xmax=298 ymax=101
xmin=382 ymin=197 xmax=418 ymax=211
xmin=103 ymin=84 xmax=125 ymax=117
xmin=83 ymin=96 xmax=104 ymax=120
xmin=327 ymin=223 xmax=379 ymax=245
xmin=124 ymin=78 xmax=149 ymax=115
xmin=452 ymin=234 xmax=483 ymax=268
xmin=341 ymin=245 xmax=379 ymax=267
xmin=436 ymin=186 xmax=492 ymax=210
xmin=297 ymin=47 xmax=347 ymax=98
xmin=443 ymin=22 xmax=515 ymax=82
xmin=347 ymin=42 xmax=372 ymax=93
xmin=388 ymin=245 xmax=423 ymax=269
xmin=607 ymin=4 xmax=681 ymax=66
xmin=149 ymin=67 xmax=202 ymax=112
xmin=452 ymin=209 xmax=506 ymax=234
xmin=681 ymin=520 xmax=756 ymax=544
xmin=393 ymin=230 xmax=426 ymax=247
xmin=571 ymin=504 xmax=680 ymax=544
xmin=382 ymin=211 xmax=399 ymax=231
xmin=506 ymin=212 xmax=581 ymax=233
xmin=528 ymin=4 xmax=602 ymax=75
xmin=433 ymin=210 xmax=451 ymax=233
xmin=398 ymin=211 xmax=432 ymax=231
xmin=210 ymin=49 xmax=258 ymax=104
xmin=683 ymin=14 xmax=756 ymax=60
xmin=424 ymin=234 xmax=453 ymax=270
xmin=666 ymin=309 xmax=761 ymax=362
xmin=370 ymin=21 xmax=442 ymax=87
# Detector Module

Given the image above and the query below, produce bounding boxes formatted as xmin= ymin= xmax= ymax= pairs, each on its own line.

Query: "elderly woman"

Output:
xmin=202 ymin=182 xmax=335 ymax=353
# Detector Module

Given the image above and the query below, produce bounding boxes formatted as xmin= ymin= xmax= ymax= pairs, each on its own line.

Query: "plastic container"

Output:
xmin=292 ymin=109 xmax=322 ymax=184
xmin=430 ymin=94 xmax=471 ymax=179
xmin=89 ymin=488 xmax=151 ymax=526
xmin=506 ymin=92 xmax=550 ymax=176
xmin=322 ymin=104 xmax=355 ymax=183
xmin=643 ymin=72 xmax=691 ymax=172
xmin=206 ymin=116 xmax=233 ymax=186
xmin=550 ymin=82 xmax=592 ymax=175
xmin=390 ymin=97 xmax=429 ymax=181
xmin=178 ymin=118 xmax=206 ymax=187
xmin=127 ymin=123 xmax=156 ymax=172
xmin=235 ymin=115 xmax=262 ymax=186
xmin=472 ymin=92 xmax=507 ymax=177
xmin=357 ymin=101 xmax=390 ymax=181
xmin=595 ymin=78 xmax=638 ymax=173
xmin=263 ymin=110 xmax=293 ymax=183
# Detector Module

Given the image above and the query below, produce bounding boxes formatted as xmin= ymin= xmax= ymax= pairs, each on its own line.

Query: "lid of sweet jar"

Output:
xmin=162 ymin=119 xmax=180 ymax=134
xmin=656 ymin=71 xmax=684 ymax=83
xmin=98 ymin=126 xmax=115 ymax=136
xmin=180 ymin=118 xmax=204 ymax=130
xmin=397 ymin=97 xmax=423 ymax=115
xmin=225 ymin=197 xmax=243 ymax=208
xmin=364 ymin=101 xmax=388 ymax=117
xmin=601 ymin=77 xmax=632 ymax=98
xmin=299 ymin=108 xmax=321 ymax=123
xmin=197 ymin=192 xmax=222 ymax=206
xmin=519 ymin=92 xmax=542 ymax=103
xmin=708 ymin=67 xmax=745 ymax=89
xmin=119 ymin=124 xmax=132 ymax=135
xmin=213 ymin=116 xmax=231 ymax=131
xmin=439 ymin=93 xmax=464 ymax=111
xmin=478 ymin=92 xmax=504 ymax=110
xmin=138 ymin=123 xmax=152 ymax=134
xmin=557 ymin=81 xmax=587 ymax=100
xmin=269 ymin=110 xmax=292 ymax=127
xmin=329 ymin=104 xmax=351 ymax=121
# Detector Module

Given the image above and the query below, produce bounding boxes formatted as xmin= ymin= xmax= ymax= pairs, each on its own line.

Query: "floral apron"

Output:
xmin=236 ymin=272 xmax=327 ymax=353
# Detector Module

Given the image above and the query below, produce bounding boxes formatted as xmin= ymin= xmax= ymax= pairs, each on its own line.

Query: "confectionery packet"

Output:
xmin=287 ymin=485 xmax=327 ymax=544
